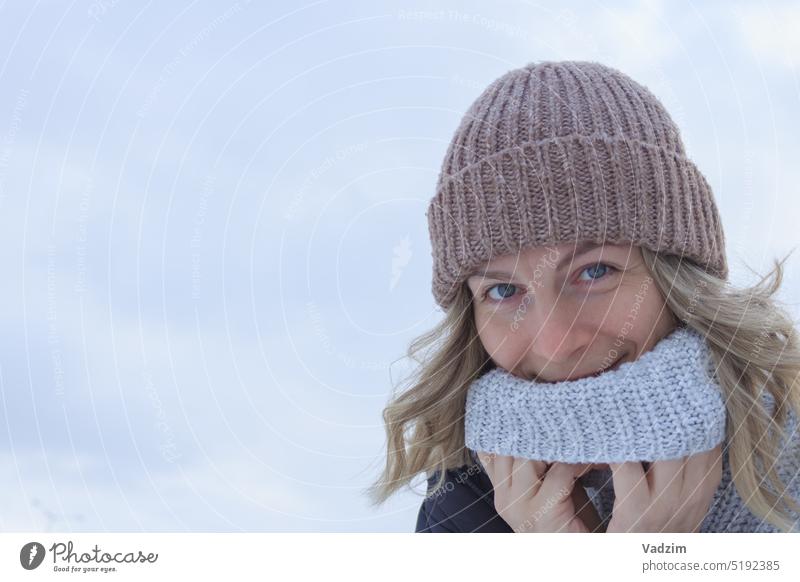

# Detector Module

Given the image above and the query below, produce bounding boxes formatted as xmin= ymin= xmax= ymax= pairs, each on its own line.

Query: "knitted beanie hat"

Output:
xmin=426 ymin=60 xmax=728 ymax=309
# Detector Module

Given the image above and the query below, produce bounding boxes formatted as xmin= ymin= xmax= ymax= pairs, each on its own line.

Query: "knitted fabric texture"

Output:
xmin=426 ymin=60 xmax=728 ymax=309
xmin=578 ymin=394 xmax=800 ymax=533
xmin=465 ymin=326 xmax=726 ymax=463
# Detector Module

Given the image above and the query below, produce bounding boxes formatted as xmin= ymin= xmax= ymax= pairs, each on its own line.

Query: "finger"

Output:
xmin=509 ymin=456 xmax=529 ymax=497
xmin=493 ymin=454 xmax=513 ymax=489
xmin=682 ymin=445 xmax=723 ymax=500
xmin=648 ymin=457 xmax=685 ymax=497
xmin=537 ymin=462 xmax=581 ymax=503
xmin=513 ymin=459 xmax=543 ymax=496
xmin=609 ymin=461 xmax=647 ymax=502
xmin=531 ymin=460 xmax=549 ymax=479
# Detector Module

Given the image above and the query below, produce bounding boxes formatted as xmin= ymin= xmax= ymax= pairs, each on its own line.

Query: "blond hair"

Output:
xmin=366 ymin=248 xmax=800 ymax=532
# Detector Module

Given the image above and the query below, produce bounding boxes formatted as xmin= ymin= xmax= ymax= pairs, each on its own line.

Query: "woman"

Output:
xmin=367 ymin=60 xmax=800 ymax=532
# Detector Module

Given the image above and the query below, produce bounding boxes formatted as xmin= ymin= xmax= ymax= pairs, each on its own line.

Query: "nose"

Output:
xmin=519 ymin=301 xmax=592 ymax=366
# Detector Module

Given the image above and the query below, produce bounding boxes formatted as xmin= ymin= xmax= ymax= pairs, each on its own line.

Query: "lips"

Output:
xmin=610 ymin=354 xmax=627 ymax=370
xmin=577 ymin=353 xmax=627 ymax=380
xmin=605 ymin=354 xmax=627 ymax=373
xmin=533 ymin=353 xmax=629 ymax=383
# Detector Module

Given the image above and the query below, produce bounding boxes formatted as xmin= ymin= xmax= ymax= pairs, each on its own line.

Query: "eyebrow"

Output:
xmin=467 ymin=241 xmax=604 ymax=281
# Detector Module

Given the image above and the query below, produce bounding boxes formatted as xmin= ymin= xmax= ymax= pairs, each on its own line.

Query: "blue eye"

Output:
xmin=578 ymin=263 xmax=616 ymax=283
xmin=483 ymin=283 xmax=519 ymax=302
xmin=480 ymin=264 xmax=616 ymax=303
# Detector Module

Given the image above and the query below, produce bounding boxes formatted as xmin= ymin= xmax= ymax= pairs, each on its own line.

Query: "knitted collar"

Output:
xmin=464 ymin=326 xmax=727 ymax=463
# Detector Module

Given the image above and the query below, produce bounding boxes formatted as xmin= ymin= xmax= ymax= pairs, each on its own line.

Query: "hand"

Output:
xmin=477 ymin=452 xmax=603 ymax=533
xmin=606 ymin=444 xmax=723 ymax=532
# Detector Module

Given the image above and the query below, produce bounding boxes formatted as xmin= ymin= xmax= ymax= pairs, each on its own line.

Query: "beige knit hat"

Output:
xmin=426 ymin=60 xmax=728 ymax=310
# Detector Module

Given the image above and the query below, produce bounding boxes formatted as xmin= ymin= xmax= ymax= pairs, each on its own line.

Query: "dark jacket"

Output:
xmin=415 ymin=456 xmax=512 ymax=533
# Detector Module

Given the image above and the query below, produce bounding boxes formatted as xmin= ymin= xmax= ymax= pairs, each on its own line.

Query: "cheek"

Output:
xmin=476 ymin=320 xmax=529 ymax=368
xmin=600 ymin=281 xmax=666 ymax=334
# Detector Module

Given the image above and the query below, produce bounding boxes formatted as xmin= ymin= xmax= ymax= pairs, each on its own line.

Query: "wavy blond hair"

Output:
xmin=366 ymin=247 xmax=800 ymax=532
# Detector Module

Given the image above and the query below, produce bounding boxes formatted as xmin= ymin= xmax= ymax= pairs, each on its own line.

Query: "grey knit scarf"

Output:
xmin=465 ymin=325 xmax=727 ymax=463
xmin=464 ymin=325 xmax=800 ymax=532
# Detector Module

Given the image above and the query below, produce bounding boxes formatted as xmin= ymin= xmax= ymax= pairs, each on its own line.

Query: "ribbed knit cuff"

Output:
xmin=464 ymin=326 xmax=727 ymax=463
xmin=427 ymin=134 xmax=728 ymax=309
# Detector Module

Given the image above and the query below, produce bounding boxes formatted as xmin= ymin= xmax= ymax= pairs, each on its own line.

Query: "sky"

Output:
xmin=0 ymin=0 xmax=798 ymax=532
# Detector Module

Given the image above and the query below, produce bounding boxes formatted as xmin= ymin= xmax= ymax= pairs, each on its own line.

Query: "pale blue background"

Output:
xmin=0 ymin=0 xmax=798 ymax=531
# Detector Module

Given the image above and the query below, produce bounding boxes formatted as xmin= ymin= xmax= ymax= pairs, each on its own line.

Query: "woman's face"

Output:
xmin=466 ymin=241 xmax=677 ymax=471
xmin=467 ymin=241 xmax=677 ymax=383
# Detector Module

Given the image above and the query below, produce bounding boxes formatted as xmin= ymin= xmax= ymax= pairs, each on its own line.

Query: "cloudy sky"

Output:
xmin=0 ymin=0 xmax=798 ymax=532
